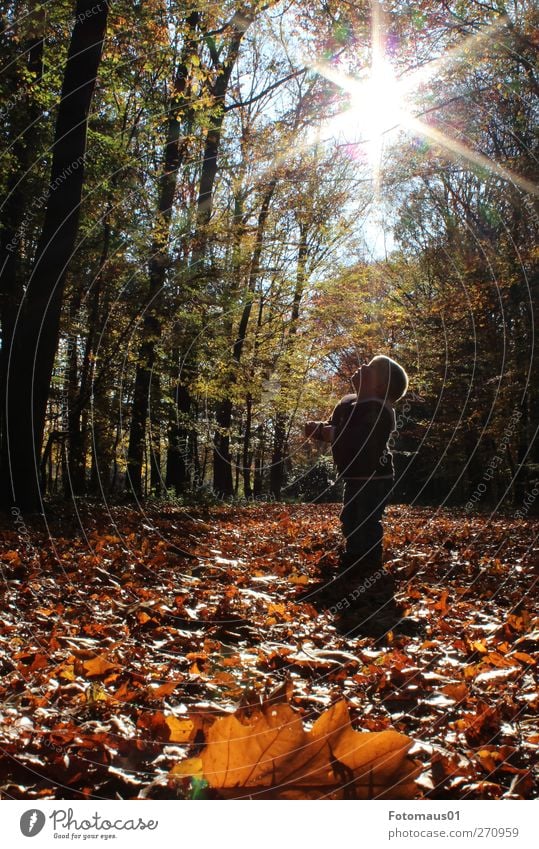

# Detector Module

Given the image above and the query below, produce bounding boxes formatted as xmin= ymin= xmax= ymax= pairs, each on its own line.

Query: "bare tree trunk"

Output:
xmin=67 ymin=213 xmax=111 ymax=495
xmin=166 ymin=358 xmax=193 ymax=493
xmin=126 ymin=12 xmax=200 ymax=497
xmin=253 ymin=424 xmax=265 ymax=498
xmin=242 ymin=393 xmax=253 ymax=498
xmin=0 ymin=0 xmax=109 ymax=510
xmin=149 ymin=374 xmax=162 ymax=494
xmin=182 ymin=11 xmax=254 ymax=497
xmin=213 ymin=178 xmax=276 ymax=494
xmin=0 ymin=4 xmax=45 ymax=454
xmin=270 ymin=227 xmax=307 ymax=499
xmin=270 ymin=414 xmax=287 ymax=500
xmin=190 ymin=16 xmax=249 ymax=270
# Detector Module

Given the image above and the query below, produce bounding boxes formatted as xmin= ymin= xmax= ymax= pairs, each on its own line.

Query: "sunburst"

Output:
xmin=312 ymin=3 xmax=538 ymax=197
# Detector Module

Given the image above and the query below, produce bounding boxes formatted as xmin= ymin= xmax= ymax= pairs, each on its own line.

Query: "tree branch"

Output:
xmin=225 ymin=67 xmax=307 ymax=111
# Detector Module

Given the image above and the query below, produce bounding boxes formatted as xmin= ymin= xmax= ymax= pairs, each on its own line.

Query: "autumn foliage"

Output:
xmin=174 ymin=698 xmax=419 ymax=799
xmin=0 ymin=503 xmax=537 ymax=799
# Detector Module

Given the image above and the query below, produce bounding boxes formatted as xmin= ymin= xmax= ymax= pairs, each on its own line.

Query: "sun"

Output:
xmin=311 ymin=48 xmax=408 ymax=182
xmin=345 ymin=59 xmax=404 ymax=173
xmin=312 ymin=0 xmax=407 ymax=180
xmin=313 ymin=57 xmax=406 ymax=183
xmin=311 ymin=13 xmax=538 ymax=198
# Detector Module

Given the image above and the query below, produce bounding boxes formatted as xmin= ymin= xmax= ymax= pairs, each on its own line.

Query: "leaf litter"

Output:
xmin=0 ymin=503 xmax=537 ymax=799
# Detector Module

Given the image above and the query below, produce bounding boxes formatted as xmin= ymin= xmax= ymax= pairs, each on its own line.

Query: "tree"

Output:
xmin=0 ymin=0 xmax=110 ymax=510
xmin=126 ymin=9 xmax=201 ymax=498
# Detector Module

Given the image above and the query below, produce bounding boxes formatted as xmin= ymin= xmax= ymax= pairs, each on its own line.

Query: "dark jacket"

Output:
xmin=328 ymin=394 xmax=396 ymax=479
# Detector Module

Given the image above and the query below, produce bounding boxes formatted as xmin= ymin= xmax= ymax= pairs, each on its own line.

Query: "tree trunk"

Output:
xmin=149 ymin=374 xmax=162 ymax=494
xmin=212 ymin=178 xmax=276 ymax=495
xmin=0 ymin=4 xmax=45 ymax=442
xmin=242 ymin=393 xmax=253 ymax=498
xmin=269 ymin=227 xmax=307 ymax=499
xmin=166 ymin=375 xmax=192 ymax=494
xmin=270 ymin=414 xmax=287 ymax=500
xmin=190 ymin=14 xmax=250 ymax=269
xmin=126 ymin=12 xmax=200 ymax=497
xmin=91 ymin=392 xmax=119 ymax=495
xmin=0 ymin=0 xmax=109 ymax=511
xmin=193 ymin=14 xmax=253 ymax=496
xmin=65 ymin=315 xmax=87 ymax=497
xmin=213 ymin=397 xmax=234 ymax=496
xmin=253 ymin=424 xmax=265 ymax=498
xmin=67 ymin=212 xmax=111 ymax=496
xmin=187 ymin=14 xmax=255 ymax=494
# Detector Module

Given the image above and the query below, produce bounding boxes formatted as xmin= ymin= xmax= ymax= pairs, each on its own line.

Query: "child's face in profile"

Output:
xmin=351 ymin=360 xmax=389 ymax=398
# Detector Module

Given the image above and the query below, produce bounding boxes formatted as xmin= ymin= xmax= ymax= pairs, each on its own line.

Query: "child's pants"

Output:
xmin=339 ymin=477 xmax=393 ymax=578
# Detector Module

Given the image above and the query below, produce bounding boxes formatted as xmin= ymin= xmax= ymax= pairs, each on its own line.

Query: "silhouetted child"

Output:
xmin=305 ymin=355 xmax=413 ymax=635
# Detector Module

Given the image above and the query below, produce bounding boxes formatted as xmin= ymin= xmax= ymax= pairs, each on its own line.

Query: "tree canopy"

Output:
xmin=0 ymin=0 xmax=537 ymax=508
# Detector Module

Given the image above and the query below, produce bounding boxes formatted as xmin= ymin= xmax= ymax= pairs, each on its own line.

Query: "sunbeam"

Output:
xmin=404 ymin=115 xmax=539 ymax=197
xmin=311 ymin=5 xmax=538 ymax=197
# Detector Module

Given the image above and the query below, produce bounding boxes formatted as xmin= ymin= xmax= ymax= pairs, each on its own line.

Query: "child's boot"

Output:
xmin=335 ymin=562 xmax=422 ymax=638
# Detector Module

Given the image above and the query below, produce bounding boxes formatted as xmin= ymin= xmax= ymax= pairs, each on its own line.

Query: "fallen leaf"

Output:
xmin=86 ymin=682 xmax=108 ymax=704
xmin=82 ymin=656 xmax=118 ymax=677
xmin=474 ymin=667 xmax=520 ymax=685
xmin=170 ymin=757 xmax=203 ymax=777
xmin=166 ymin=716 xmax=195 ymax=743
xmin=152 ymin=681 xmax=180 ymax=698
xmin=441 ymin=682 xmax=468 ymax=701
xmin=177 ymin=699 xmax=419 ymax=799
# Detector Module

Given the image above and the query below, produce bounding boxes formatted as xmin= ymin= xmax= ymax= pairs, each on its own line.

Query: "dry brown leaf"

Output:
xmin=57 ymin=663 xmax=75 ymax=681
xmin=86 ymin=682 xmax=108 ymax=704
xmin=289 ymin=574 xmax=309 ymax=585
xmin=3 ymin=504 xmax=538 ymax=801
xmin=310 ymin=702 xmax=419 ymax=799
xmin=510 ymin=651 xmax=536 ymax=666
xmin=166 ymin=716 xmax=195 ymax=743
xmin=482 ymin=652 xmax=518 ymax=668
xmin=82 ymin=656 xmax=118 ymax=677
xmin=441 ymin=682 xmax=468 ymax=701
xmin=152 ymin=681 xmax=180 ymax=698
xmin=179 ymin=699 xmax=419 ymax=799
xmin=2 ymin=549 xmax=22 ymax=565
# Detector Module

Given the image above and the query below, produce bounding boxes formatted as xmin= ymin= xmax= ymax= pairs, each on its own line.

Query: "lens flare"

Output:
xmin=311 ymin=8 xmax=538 ymax=198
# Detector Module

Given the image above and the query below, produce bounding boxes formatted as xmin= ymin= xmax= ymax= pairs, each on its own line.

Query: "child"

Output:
xmin=305 ymin=355 xmax=411 ymax=635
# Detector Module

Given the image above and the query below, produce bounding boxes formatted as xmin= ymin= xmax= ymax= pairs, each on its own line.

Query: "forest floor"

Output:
xmin=0 ymin=502 xmax=538 ymax=800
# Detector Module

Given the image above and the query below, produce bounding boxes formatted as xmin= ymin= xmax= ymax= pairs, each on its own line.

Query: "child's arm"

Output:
xmin=305 ymin=421 xmax=333 ymax=442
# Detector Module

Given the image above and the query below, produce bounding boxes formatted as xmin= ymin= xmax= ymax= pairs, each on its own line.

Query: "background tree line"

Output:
xmin=0 ymin=0 xmax=537 ymax=511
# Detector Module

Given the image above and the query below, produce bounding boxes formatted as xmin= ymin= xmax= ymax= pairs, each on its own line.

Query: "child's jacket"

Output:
xmin=328 ymin=394 xmax=396 ymax=480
